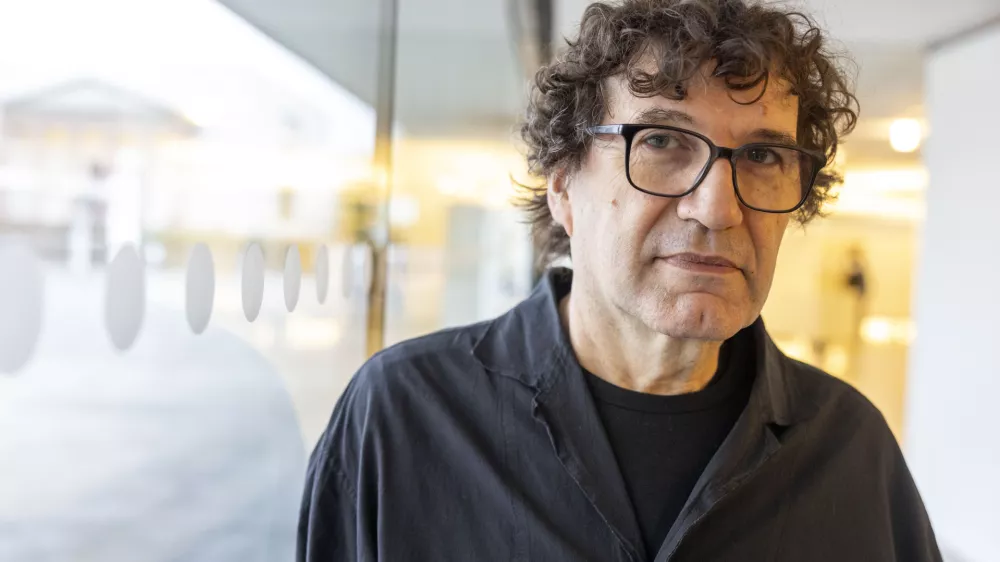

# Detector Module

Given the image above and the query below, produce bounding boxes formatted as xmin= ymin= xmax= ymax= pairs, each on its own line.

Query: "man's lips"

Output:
xmin=659 ymin=253 xmax=741 ymax=274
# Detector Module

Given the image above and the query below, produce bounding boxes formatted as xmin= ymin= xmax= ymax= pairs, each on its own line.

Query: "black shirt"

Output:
xmin=298 ymin=268 xmax=941 ymax=562
xmin=585 ymin=330 xmax=755 ymax=559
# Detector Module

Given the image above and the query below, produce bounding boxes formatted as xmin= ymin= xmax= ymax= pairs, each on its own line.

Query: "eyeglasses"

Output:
xmin=587 ymin=124 xmax=827 ymax=214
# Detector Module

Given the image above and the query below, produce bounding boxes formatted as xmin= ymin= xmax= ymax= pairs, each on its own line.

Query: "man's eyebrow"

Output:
xmin=628 ymin=111 xmax=800 ymax=146
xmin=748 ymin=128 xmax=799 ymax=146
xmin=632 ymin=108 xmax=695 ymax=126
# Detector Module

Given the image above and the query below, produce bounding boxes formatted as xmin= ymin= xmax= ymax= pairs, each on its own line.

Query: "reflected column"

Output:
xmin=365 ymin=0 xmax=399 ymax=357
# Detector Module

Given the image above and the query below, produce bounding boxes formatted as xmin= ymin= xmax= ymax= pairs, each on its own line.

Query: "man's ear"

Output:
xmin=547 ymin=169 xmax=573 ymax=238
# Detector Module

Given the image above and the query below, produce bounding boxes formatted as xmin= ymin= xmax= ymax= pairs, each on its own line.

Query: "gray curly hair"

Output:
xmin=516 ymin=0 xmax=859 ymax=266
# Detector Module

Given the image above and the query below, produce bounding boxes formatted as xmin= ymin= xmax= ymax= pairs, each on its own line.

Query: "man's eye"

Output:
xmin=746 ymin=147 xmax=779 ymax=164
xmin=643 ymin=134 xmax=679 ymax=149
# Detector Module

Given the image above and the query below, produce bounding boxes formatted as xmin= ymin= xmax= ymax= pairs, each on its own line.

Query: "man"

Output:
xmin=298 ymin=0 xmax=941 ymax=560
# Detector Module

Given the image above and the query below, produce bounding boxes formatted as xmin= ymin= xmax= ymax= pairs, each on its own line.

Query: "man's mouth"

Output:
xmin=659 ymin=253 xmax=741 ymax=275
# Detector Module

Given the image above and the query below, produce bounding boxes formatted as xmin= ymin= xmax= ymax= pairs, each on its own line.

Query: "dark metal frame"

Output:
xmin=365 ymin=0 xmax=400 ymax=357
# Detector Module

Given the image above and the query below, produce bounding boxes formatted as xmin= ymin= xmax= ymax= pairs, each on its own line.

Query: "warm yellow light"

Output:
xmin=824 ymin=167 xmax=928 ymax=221
xmin=862 ymin=318 xmax=893 ymax=344
xmin=833 ymin=146 xmax=848 ymax=170
xmin=842 ymin=168 xmax=928 ymax=193
xmin=824 ymin=346 xmax=849 ymax=379
xmin=860 ymin=316 xmax=916 ymax=346
xmin=436 ymin=175 xmax=467 ymax=196
xmin=773 ymin=337 xmax=814 ymax=364
xmin=889 ymin=118 xmax=922 ymax=153
xmin=286 ymin=318 xmax=342 ymax=350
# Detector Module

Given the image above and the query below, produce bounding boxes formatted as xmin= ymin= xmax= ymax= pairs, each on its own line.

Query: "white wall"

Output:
xmin=905 ymin=24 xmax=1000 ymax=562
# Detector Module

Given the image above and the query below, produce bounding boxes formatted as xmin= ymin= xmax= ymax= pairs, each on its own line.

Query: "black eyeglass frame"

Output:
xmin=587 ymin=124 xmax=828 ymax=214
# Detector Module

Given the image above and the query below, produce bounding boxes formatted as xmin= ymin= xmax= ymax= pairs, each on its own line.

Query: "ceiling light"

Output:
xmin=842 ymin=168 xmax=929 ymax=192
xmin=889 ymin=118 xmax=922 ymax=153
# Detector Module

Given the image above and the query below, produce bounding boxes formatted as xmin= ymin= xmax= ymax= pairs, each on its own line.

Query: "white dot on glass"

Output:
xmin=185 ymin=243 xmax=215 ymax=335
xmin=105 ymin=244 xmax=146 ymax=351
xmin=315 ymin=244 xmax=329 ymax=304
xmin=242 ymin=243 xmax=265 ymax=322
xmin=284 ymin=245 xmax=301 ymax=313
xmin=0 ymin=240 xmax=44 ymax=375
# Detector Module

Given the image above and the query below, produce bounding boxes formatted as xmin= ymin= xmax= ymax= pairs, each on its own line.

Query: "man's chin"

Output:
xmin=643 ymin=293 xmax=747 ymax=341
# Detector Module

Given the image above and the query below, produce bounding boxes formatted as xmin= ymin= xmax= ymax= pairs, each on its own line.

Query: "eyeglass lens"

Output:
xmin=628 ymin=127 xmax=813 ymax=211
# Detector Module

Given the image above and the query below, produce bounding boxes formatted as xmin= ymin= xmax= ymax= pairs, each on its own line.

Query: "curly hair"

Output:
xmin=517 ymin=0 xmax=858 ymax=266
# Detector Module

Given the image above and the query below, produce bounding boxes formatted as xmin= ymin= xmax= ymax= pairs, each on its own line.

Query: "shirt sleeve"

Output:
xmin=887 ymin=438 xmax=943 ymax=562
xmin=297 ymin=451 xmax=363 ymax=561
xmin=296 ymin=377 xmax=376 ymax=562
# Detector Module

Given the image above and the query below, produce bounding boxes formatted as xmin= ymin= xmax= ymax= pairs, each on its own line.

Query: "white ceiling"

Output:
xmin=217 ymin=0 xmax=1000 ymax=161
xmin=217 ymin=0 xmax=523 ymax=139
xmin=802 ymin=0 xmax=999 ymax=165
xmin=555 ymin=0 xmax=1000 ymax=166
xmin=795 ymin=0 xmax=1000 ymax=46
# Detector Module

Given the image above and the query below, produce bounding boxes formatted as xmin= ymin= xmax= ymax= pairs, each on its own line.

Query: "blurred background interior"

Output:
xmin=0 ymin=0 xmax=997 ymax=560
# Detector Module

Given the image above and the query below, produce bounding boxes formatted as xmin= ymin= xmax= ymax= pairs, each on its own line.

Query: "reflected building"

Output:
xmin=0 ymin=79 xmax=197 ymax=267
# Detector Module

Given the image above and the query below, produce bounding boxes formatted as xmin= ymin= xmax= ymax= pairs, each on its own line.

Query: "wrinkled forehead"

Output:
xmin=604 ymin=59 xmax=799 ymax=131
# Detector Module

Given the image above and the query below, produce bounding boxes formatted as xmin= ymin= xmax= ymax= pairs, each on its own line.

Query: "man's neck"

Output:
xmin=560 ymin=287 xmax=724 ymax=396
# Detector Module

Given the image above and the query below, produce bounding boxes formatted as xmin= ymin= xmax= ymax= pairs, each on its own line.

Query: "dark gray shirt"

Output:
xmin=298 ymin=268 xmax=941 ymax=562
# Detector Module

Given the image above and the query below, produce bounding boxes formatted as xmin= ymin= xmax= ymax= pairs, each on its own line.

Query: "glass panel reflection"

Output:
xmin=0 ymin=1 xmax=381 ymax=560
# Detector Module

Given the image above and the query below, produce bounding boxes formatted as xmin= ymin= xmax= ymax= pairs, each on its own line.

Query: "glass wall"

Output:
xmin=385 ymin=0 xmax=535 ymax=343
xmin=0 ymin=0 xmax=384 ymax=559
xmin=0 ymin=0 xmax=939 ymax=559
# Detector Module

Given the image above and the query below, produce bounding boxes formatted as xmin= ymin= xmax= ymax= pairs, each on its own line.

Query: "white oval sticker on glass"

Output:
xmin=284 ymin=245 xmax=302 ymax=313
xmin=242 ymin=243 xmax=265 ymax=323
xmin=105 ymin=244 xmax=146 ymax=351
xmin=0 ymin=240 xmax=44 ymax=374
xmin=186 ymin=243 xmax=215 ymax=334
xmin=315 ymin=244 xmax=329 ymax=304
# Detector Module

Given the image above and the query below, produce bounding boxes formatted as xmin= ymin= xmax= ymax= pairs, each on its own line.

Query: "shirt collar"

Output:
xmin=471 ymin=267 xmax=799 ymax=427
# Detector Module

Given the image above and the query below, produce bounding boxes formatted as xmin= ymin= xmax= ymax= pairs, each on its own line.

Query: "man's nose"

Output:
xmin=675 ymin=158 xmax=744 ymax=230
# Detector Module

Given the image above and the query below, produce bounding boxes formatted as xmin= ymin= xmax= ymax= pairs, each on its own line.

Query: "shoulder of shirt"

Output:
xmin=781 ymin=356 xmax=898 ymax=446
xmin=313 ymin=319 xmax=496 ymax=480
xmin=361 ymin=318 xmax=493 ymax=386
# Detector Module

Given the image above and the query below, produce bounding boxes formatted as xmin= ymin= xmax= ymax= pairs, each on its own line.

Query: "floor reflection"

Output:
xmin=0 ymin=268 xmax=365 ymax=562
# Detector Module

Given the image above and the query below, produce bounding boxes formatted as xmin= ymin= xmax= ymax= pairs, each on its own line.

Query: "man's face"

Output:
xmin=550 ymin=67 xmax=798 ymax=341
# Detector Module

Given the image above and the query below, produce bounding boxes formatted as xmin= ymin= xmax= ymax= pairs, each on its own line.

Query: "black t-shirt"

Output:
xmin=584 ymin=328 xmax=755 ymax=559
